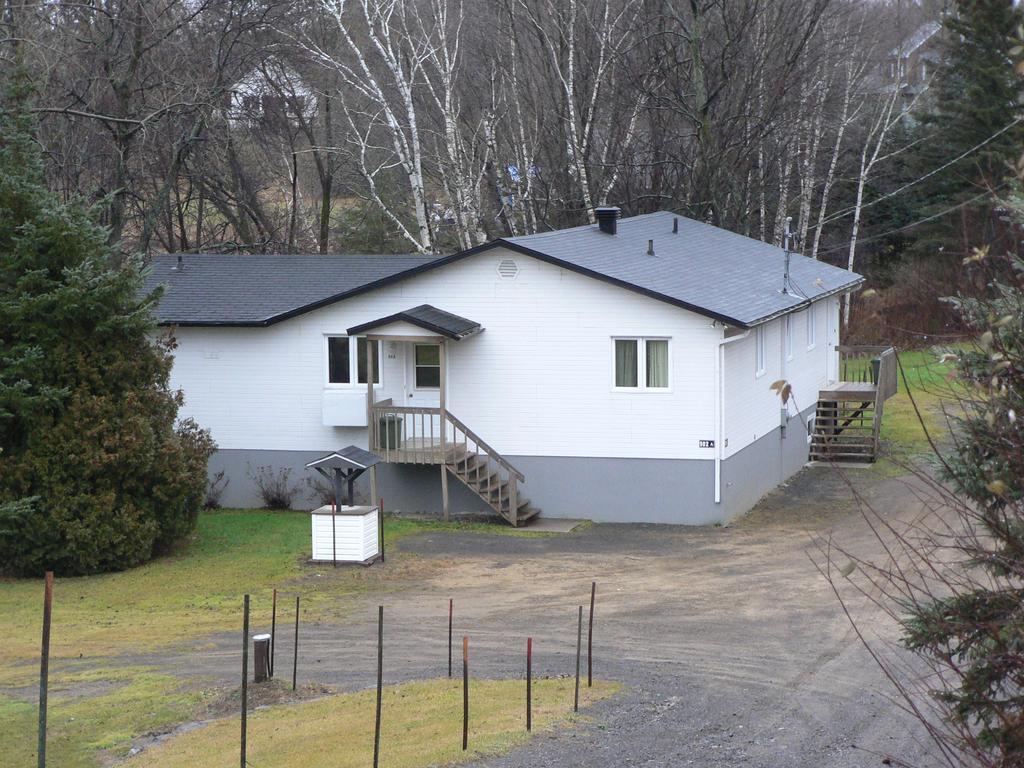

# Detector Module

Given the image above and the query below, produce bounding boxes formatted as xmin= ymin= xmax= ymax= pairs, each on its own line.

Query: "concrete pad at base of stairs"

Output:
xmin=522 ymin=517 xmax=588 ymax=533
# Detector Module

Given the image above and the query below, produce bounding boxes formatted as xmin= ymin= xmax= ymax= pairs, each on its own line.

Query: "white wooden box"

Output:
xmin=310 ymin=505 xmax=380 ymax=563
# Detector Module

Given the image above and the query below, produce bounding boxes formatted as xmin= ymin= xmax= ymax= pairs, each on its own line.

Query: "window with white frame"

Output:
xmin=806 ymin=306 xmax=817 ymax=349
xmin=414 ymin=344 xmax=441 ymax=389
xmin=326 ymin=336 xmax=380 ymax=385
xmin=613 ymin=337 xmax=670 ymax=390
xmin=755 ymin=326 xmax=766 ymax=376
xmin=784 ymin=315 xmax=793 ymax=360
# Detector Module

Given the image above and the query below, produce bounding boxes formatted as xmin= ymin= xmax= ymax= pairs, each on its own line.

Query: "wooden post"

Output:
xmin=37 ymin=571 xmax=53 ymax=768
xmin=370 ymin=463 xmax=379 ymax=508
xmin=462 ymin=635 xmax=469 ymax=750
xmin=253 ymin=634 xmax=271 ymax=683
xmin=439 ymin=340 xmax=449 ymax=522
xmin=587 ymin=581 xmax=596 ymax=687
xmin=270 ymin=588 xmax=277 ymax=678
xmin=574 ymin=605 xmax=582 ymax=713
xmin=526 ymin=637 xmax=532 ymax=732
xmin=366 ymin=336 xmax=375 ymax=449
xmin=378 ymin=497 xmax=385 ymax=564
xmin=448 ymin=598 xmax=453 ymax=678
xmin=292 ymin=596 xmax=300 ymax=691
xmin=373 ymin=605 xmax=384 ymax=768
xmin=241 ymin=595 xmax=249 ymax=768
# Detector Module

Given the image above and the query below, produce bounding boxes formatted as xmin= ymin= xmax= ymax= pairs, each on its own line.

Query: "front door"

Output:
xmin=404 ymin=342 xmax=442 ymax=408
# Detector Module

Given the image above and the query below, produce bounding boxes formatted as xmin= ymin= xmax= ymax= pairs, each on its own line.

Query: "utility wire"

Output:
xmin=808 ymin=116 xmax=1023 ymax=233
xmin=815 ymin=185 xmax=1003 ymax=256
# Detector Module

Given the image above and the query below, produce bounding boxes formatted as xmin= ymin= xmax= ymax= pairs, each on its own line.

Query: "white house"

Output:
xmin=145 ymin=208 xmax=866 ymax=525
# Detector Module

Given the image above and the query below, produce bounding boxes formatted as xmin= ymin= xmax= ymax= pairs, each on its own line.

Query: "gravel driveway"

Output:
xmin=143 ymin=463 xmax=935 ymax=768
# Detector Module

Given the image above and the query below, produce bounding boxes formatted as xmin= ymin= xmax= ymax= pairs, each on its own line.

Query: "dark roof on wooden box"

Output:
xmin=305 ymin=446 xmax=381 ymax=471
xmin=347 ymin=305 xmax=481 ymax=339
xmin=142 ymin=212 xmax=863 ymax=329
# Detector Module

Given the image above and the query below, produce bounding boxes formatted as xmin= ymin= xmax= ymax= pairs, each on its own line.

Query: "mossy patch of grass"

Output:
xmin=0 ymin=512 xmax=534 ymax=668
xmin=125 ymin=677 xmax=619 ymax=768
xmin=0 ymin=668 xmax=208 ymax=768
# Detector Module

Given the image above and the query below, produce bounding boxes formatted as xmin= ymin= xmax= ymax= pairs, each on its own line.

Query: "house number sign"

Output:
xmin=699 ymin=439 xmax=715 ymax=448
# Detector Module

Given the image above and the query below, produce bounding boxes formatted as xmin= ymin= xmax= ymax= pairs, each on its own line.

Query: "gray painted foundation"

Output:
xmin=208 ymin=406 xmax=813 ymax=524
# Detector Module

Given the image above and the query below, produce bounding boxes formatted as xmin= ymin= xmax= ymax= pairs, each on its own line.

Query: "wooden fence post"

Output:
xmin=574 ymin=605 xmax=582 ymax=713
xmin=37 ymin=571 xmax=53 ymax=768
xmin=270 ymin=588 xmax=277 ymax=678
xmin=588 ymin=581 xmax=596 ymax=687
xmin=526 ymin=637 xmax=532 ymax=732
xmin=292 ymin=595 xmax=300 ymax=691
xmin=241 ymin=595 xmax=250 ymax=768
xmin=462 ymin=636 xmax=469 ymax=750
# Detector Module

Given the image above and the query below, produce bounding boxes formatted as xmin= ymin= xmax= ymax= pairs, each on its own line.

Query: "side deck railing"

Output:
xmin=837 ymin=345 xmax=898 ymax=401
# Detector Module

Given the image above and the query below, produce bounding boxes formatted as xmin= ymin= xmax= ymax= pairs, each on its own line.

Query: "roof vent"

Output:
xmin=673 ymin=217 xmax=678 ymax=234
xmin=497 ymin=258 xmax=519 ymax=279
xmin=595 ymin=206 xmax=620 ymax=235
xmin=172 ymin=254 xmax=184 ymax=271
xmin=647 ymin=239 xmax=656 ymax=256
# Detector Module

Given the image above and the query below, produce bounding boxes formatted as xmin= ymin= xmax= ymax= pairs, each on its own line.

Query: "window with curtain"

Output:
xmin=327 ymin=336 xmax=351 ymax=384
xmin=614 ymin=337 xmax=669 ymax=390
xmin=784 ymin=315 xmax=793 ymax=360
xmin=614 ymin=339 xmax=638 ymax=387
xmin=415 ymin=344 xmax=441 ymax=388
xmin=646 ymin=339 xmax=669 ymax=388
xmin=806 ymin=307 xmax=816 ymax=349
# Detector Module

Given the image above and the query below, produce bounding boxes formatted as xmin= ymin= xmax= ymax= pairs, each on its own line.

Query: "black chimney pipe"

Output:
xmin=595 ymin=206 xmax=620 ymax=235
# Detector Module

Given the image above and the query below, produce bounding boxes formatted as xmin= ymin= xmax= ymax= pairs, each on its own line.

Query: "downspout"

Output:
xmin=716 ymin=328 xmax=750 ymax=504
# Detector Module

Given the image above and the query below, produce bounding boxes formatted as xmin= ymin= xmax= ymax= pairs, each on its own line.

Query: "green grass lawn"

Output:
xmin=0 ymin=511 xmax=556 ymax=767
xmin=124 ymin=678 xmax=618 ymax=768
xmin=870 ymin=346 xmax=968 ymax=471
xmin=0 ymin=511 xmax=540 ymax=669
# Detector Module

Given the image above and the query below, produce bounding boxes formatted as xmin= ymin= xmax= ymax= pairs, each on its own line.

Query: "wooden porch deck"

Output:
xmin=811 ymin=346 xmax=898 ymax=463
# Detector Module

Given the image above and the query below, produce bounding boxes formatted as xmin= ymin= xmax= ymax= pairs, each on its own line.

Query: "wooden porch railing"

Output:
xmin=369 ymin=402 xmax=529 ymax=525
xmin=837 ymin=345 xmax=898 ymax=401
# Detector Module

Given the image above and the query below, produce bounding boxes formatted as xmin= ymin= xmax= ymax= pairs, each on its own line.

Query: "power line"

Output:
xmin=809 ymin=116 xmax=1023 ymax=232
xmin=815 ymin=185 xmax=1003 ymax=256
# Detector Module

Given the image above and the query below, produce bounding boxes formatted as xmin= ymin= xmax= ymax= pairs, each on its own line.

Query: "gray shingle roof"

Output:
xmin=142 ymin=253 xmax=441 ymax=325
xmin=347 ymin=304 xmax=482 ymax=339
xmin=497 ymin=211 xmax=863 ymax=327
xmin=142 ymin=211 xmax=862 ymax=329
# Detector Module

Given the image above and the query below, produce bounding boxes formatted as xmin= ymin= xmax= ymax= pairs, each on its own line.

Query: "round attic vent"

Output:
xmin=497 ymin=258 xmax=520 ymax=279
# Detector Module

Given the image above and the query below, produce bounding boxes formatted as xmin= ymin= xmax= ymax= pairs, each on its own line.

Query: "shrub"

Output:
xmin=204 ymin=470 xmax=230 ymax=510
xmin=248 ymin=465 xmax=298 ymax=509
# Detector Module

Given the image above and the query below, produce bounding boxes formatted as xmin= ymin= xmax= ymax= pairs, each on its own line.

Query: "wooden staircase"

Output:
xmin=809 ymin=346 xmax=897 ymax=464
xmin=443 ymin=412 xmax=539 ymax=527
xmin=370 ymin=403 xmax=539 ymax=526
xmin=809 ymin=397 xmax=881 ymax=462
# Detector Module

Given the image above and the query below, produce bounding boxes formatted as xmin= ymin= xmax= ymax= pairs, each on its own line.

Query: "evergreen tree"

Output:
xmin=909 ymin=0 xmax=1024 ymax=258
xmin=897 ymin=175 xmax=1024 ymax=763
xmin=0 ymin=74 xmax=214 ymax=576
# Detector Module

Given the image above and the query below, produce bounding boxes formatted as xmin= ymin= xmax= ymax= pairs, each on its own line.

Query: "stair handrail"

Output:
xmin=444 ymin=410 xmax=526 ymax=483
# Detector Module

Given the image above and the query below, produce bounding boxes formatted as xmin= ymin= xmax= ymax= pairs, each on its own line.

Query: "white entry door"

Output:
xmin=404 ymin=342 xmax=442 ymax=408
xmin=827 ymin=299 xmax=840 ymax=383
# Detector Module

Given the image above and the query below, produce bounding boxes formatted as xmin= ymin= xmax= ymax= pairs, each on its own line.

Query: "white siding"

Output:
xmin=168 ymin=247 xmax=722 ymax=460
xmin=721 ymin=297 xmax=838 ymax=458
